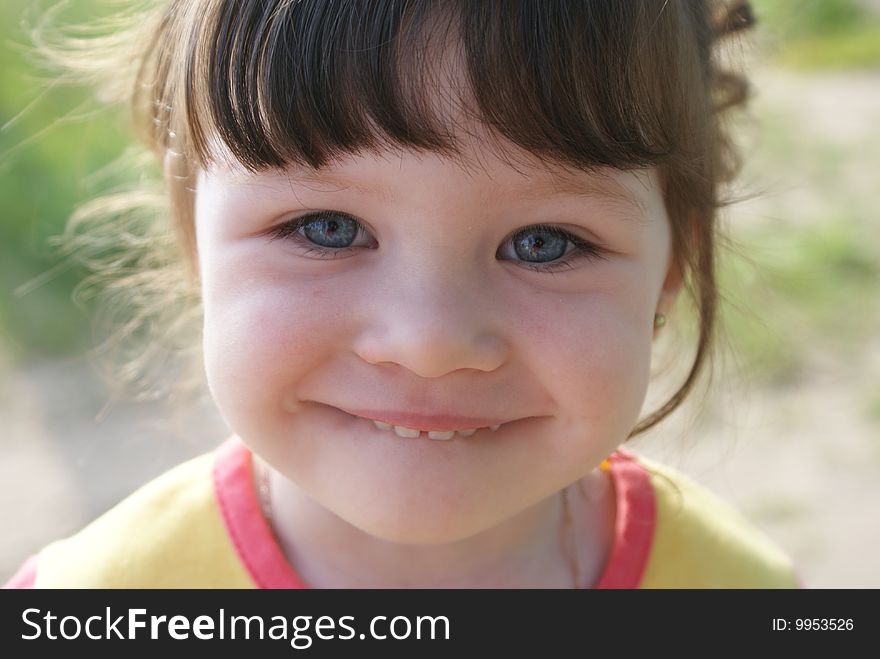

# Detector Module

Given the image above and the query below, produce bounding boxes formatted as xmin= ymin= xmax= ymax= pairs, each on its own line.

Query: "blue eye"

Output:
xmin=301 ymin=214 xmax=358 ymax=248
xmin=268 ymin=211 xmax=371 ymax=261
xmin=269 ymin=212 xmax=607 ymax=273
xmin=514 ymin=228 xmax=567 ymax=262
xmin=270 ymin=211 xmax=363 ymax=250
xmin=504 ymin=223 xmax=608 ymax=274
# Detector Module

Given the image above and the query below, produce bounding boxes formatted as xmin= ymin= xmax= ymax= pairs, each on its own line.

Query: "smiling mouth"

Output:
xmin=322 ymin=402 xmax=516 ymax=440
xmin=364 ymin=417 xmax=505 ymax=440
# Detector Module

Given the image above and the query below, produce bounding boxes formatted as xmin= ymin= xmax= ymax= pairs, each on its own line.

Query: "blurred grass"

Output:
xmin=719 ymin=219 xmax=880 ymax=385
xmin=0 ymin=0 xmax=129 ymax=360
xmin=752 ymin=0 xmax=880 ymax=69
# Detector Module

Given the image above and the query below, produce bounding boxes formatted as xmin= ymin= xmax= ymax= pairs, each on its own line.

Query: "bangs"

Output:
xmin=147 ymin=0 xmax=714 ymax=174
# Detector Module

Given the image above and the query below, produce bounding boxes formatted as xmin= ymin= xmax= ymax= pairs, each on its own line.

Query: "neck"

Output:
xmin=253 ymin=457 xmax=613 ymax=588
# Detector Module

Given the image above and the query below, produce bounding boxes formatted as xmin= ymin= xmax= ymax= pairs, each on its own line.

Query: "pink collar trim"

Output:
xmin=595 ymin=448 xmax=657 ymax=588
xmin=213 ymin=439 xmax=307 ymax=589
xmin=213 ymin=438 xmax=656 ymax=589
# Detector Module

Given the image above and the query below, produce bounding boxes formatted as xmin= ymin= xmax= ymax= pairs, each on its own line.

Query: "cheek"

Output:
xmin=514 ymin=287 xmax=653 ymax=439
xmin=200 ymin=255 xmax=337 ymax=428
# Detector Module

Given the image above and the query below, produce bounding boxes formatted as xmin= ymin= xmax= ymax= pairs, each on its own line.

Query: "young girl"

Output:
xmin=5 ymin=0 xmax=800 ymax=589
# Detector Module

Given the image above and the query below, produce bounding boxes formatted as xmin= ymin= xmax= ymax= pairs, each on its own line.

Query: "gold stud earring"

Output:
xmin=654 ymin=313 xmax=666 ymax=329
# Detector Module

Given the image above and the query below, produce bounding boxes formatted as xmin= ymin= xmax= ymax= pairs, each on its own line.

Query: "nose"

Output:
xmin=352 ymin=266 xmax=508 ymax=378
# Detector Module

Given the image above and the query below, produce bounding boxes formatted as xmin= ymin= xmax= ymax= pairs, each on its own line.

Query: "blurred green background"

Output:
xmin=0 ymin=0 xmax=134 ymax=359
xmin=1 ymin=0 xmax=879 ymax=587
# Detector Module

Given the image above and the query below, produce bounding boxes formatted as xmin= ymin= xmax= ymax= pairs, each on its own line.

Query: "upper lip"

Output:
xmin=334 ymin=406 xmax=515 ymax=431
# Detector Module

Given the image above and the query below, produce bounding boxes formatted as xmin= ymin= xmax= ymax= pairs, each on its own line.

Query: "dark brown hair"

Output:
xmin=43 ymin=0 xmax=757 ymax=435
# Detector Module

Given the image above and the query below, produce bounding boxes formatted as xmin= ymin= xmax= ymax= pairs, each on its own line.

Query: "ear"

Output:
xmin=653 ymin=256 xmax=684 ymax=340
xmin=657 ymin=251 xmax=685 ymax=317
xmin=654 ymin=209 xmax=695 ymax=326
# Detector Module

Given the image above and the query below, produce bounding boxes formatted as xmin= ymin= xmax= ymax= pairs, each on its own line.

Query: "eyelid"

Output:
xmin=502 ymin=224 xmax=610 ymax=271
xmin=268 ymin=210 xmax=371 ymax=243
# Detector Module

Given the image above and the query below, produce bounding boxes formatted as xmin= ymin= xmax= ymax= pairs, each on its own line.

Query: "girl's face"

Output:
xmin=195 ymin=135 xmax=680 ymax=543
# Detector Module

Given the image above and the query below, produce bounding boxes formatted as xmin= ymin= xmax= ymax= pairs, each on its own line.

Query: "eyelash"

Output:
xmin=268 ymin=211 xmax=608 ymax=274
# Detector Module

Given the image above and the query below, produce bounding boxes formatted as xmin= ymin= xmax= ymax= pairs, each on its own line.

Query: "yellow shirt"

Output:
xmin=5 ymin=438 xmax=800 ymax=589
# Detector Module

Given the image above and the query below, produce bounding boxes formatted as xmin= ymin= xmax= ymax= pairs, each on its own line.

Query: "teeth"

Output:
xmin=369 ymin=419 xmax=502 ymax=439
xmin=392 ymin=425 xmax=421 ymax=438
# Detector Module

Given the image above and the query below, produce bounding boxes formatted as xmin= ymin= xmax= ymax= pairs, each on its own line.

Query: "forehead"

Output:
xmin=300 ymin=162 xmax=651 ymax=214
xmin=207 ymin=134 xmax=658 ymax=217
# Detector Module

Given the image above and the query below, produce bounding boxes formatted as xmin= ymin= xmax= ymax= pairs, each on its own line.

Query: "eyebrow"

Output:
xmin=278 ymin=167 xmax=648 ymax=219
xmin=516 ymin=174 xmax=648 ymax=216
